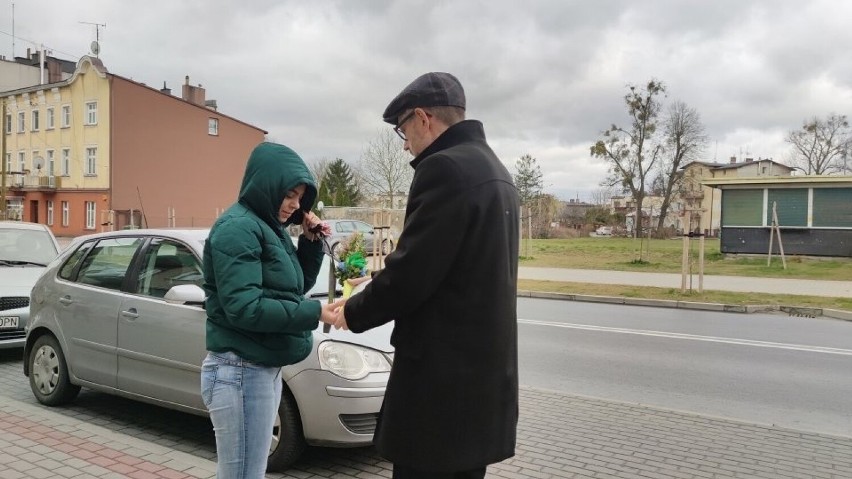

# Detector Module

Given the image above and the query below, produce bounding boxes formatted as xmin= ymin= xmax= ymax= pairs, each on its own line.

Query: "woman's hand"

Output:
xmin=320 ymin=298 xmax=346 ymax=326
xmin=302 ymin=212 xmax=331 ymax=242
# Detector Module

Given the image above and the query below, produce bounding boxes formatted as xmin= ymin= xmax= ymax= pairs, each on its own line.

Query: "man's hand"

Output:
xmin=320 ymin=298 xmax=346 ymax=326
xmin=333 ymin=303 xmax=349 ymax=331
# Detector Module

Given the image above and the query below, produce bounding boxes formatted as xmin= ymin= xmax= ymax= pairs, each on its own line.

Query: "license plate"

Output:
xmin=0 ymin=316 xmax=20 ymax=329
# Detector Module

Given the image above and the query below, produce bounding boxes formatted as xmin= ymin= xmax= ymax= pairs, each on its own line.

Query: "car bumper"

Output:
xmin=287 ymin=369 xmax=389 ymax=447
xmin=0 ymin=306 xmax=28 ymax=350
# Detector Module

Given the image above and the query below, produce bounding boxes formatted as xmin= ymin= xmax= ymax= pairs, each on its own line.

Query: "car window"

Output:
xmin=0 ymin=228 xmax=58 ymax=264
xmin=75 ymin=237 xmax=143 ymax=291
xmin=337 ymin=221 xmax=355 ymax=234
xmin=135 ymin=238 xmax=203 ymax=298
xmin=58 ymin=241 xmax=95 ymax=280
xmin=353 ymin=221 xmax=373 ymax=234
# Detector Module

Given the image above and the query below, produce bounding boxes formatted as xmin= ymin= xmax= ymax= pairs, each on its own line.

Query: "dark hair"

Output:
xmin=423 ymin=106 xmax=465 ymax=126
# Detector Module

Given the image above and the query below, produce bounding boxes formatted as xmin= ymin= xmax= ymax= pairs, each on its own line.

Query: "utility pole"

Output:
xmin=1 ymin=97 xmax=6 ymax=220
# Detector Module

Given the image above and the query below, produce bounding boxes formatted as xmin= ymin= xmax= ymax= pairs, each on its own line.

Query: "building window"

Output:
xmin=61 ymin=149 xmax=70 ymax=176
xmin=208 ymin=118 xmax=219 ymax=136
xmin=61 ymin=201 xmax=69 ymax=227
xmin=17 ymin=111 xmax=25 ymax=132
xmin=46 ymin=200 xmax=54 ymax=226
xmin=46 ymin=150 xmax=55 ymax=176
xmin=31 ymin=150 xmax=40 ymax=172
xmin=17 ymin=151 xmax=25 ymax=172
xmin=4 ymin=114 xmax=10 ymax=134
xmin=85 ymin=102 xmax=98 ymax=125
xmin=85 ymin=201 xmax=96 ymax=229
xmin=46 ymin=107 xmax=55 ymax=130
xmin=31 ymin=110 xmax=40 ymax=131
xmin=85 ymin=147 xmax=97 ymax=175
xmin=61 ymin=105 xmax=71 ymax=128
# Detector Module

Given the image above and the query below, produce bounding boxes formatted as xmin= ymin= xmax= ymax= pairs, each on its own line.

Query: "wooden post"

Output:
xmin=681 ymin=214 xmax=690 ymax=293
xmin=518 ymin=206 xmax=523 ymax=258
xmin=698 ymin=228 xmax=705 ymax=293
xmin=527 ymin=206 xmax=532 ymax=258
xmin=767 ymin=201 xmax=787 ymax=269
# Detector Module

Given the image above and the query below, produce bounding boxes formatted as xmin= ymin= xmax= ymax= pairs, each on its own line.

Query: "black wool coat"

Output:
xmin=344 ymin=120 xmax=520 ymax=471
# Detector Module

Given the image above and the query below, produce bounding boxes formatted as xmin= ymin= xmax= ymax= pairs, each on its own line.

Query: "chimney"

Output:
xmin=181 ymin=75 xmax=206 ymax=106
xmin=729 ymin=156 xmax=737 ymax=164
xmin=205 ymin=99 xmax=218 ymax=111
xmin=160 ymin=81 xmax=171 ymax=95
xmin=745 ymin=157 xmax=754 ymax=162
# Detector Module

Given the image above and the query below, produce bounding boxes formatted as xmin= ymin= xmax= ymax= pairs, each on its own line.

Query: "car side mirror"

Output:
xmin=164 ymin=284 xmax=206 ymax=308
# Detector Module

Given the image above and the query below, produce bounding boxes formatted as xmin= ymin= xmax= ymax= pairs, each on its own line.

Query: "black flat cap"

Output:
xmin=382 ymin=72 xmax=466 ymax=125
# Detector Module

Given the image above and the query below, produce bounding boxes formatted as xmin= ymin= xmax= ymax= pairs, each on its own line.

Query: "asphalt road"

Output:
xmin=518 ymin=297 xmax=852 ymax=437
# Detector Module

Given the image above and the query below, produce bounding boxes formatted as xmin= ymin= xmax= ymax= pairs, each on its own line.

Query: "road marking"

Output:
xmin=518 ymin=319 xmax=852 ymax=356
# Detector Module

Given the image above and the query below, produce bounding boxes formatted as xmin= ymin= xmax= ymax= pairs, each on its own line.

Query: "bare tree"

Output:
xmin=589 ymin=187 xmax=615 ymax=206
xmin=359 ymin=129 xmax=413 ymax=209
xmin=590 ymin=80 xmax=666 ymax=238
xmin=655 ymin=101 xmax=707 ymax=234
xmin=786 ymin=113 xmax=851 ymax=175
xmin=307 ymin=157 xmax=332 ymax=191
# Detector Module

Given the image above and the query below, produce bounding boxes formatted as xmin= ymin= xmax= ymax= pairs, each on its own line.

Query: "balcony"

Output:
xmin=3 ymin=174 xmax=62 ymax=191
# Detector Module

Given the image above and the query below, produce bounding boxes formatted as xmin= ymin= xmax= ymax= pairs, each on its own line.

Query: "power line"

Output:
xmin=0 ymin=29 xmax=83 ymax=60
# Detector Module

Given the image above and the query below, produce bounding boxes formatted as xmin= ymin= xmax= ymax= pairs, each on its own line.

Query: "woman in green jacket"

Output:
xmin=200 ymin=142 xmax=340 ymax=478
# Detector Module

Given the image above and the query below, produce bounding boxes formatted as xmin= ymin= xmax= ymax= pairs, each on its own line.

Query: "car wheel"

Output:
xmin=266 ymin=386 xmax=306 ymax=471
xmin=381 ymin=239 xmax=394 ymax=255
xmin=29 ymin=335 xmax=80 ymax=406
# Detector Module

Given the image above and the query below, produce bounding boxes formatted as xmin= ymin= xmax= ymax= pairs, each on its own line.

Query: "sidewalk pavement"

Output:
xmin=519 ymin=266 xmax=852 ymax=298
xmin=3 ymin=382 xmax=852 ymax=479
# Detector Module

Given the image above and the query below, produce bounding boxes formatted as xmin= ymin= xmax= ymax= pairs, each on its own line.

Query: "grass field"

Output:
xmin=517 ymin=237 xmax=852 ymax=312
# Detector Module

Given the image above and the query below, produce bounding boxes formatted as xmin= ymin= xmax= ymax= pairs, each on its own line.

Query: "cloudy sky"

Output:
xmin=5 ymin=0 xmax=852 ymax=200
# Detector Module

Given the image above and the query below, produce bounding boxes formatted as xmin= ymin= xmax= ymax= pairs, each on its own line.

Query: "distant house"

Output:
xmin=702 ymin=175 xmax=852 ymax=257
xmin=2 ymin=55 xmax=266 ymax=235
xmin=678 ymin=157 xmax=793 ymax=236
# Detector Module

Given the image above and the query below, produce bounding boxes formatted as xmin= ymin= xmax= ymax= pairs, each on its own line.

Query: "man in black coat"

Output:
xmin=333 ymin=72 xmax=520 ymax=479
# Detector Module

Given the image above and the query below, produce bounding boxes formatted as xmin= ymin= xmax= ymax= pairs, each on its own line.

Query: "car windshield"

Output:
xmin=0 ymin=228 xmax=58 ymax=266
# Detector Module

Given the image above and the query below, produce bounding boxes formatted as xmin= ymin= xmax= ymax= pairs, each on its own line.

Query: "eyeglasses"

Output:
xmin=393 ymin=111 xmax=416 ymax=141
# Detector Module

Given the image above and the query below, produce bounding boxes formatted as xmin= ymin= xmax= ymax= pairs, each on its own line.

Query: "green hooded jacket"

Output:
xmin=202 ymin=142 xmax=323 ymax=367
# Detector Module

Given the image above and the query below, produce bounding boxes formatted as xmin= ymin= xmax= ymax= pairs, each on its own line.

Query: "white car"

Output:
xmin=595 ymin=226 xmax=613 ymax=236
xmin=0 ymin=221 xmax=61 ymax=350
xmin=24 ymin=228 xmax=392 ymax=471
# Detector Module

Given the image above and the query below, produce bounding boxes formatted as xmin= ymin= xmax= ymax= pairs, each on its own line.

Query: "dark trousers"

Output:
xmin=392 ymin=464 xmax=487 ymax=479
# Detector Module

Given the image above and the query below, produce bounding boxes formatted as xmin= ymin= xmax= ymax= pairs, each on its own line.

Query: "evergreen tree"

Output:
xmin=318 ymin=158 xmax=361 ymax=206
xmin=514 ymin=154 xmax=543 ymax=207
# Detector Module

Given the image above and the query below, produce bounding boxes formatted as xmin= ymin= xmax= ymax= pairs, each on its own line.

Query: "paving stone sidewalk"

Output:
xmin=2 ymin=381 xmax=851 ymax=479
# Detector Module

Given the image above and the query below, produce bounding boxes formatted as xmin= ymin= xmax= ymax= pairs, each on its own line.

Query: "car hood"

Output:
xmin=314 ymin=321 xmax=394 ymax=354
xmin=0 ymin=267 xmax=45 ymax=294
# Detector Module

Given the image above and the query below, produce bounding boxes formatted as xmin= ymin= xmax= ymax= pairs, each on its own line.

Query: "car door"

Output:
xmin=116 ymin=237 xmax=207 ymax=411
xmin=55 ymin=236 xmax=144 ymax=388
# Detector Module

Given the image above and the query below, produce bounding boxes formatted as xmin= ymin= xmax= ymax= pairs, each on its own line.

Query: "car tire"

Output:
xmin=381 ymin=239 xmax=394 ymax=255
xmin=266 ymin=386 xmax=306 ymax=472
xmin=28 ymin=335 xmax=80 ymax=406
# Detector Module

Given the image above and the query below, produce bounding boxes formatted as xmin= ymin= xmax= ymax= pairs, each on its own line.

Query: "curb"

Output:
xmin=518 ymin=289 xmax=852 ymax=321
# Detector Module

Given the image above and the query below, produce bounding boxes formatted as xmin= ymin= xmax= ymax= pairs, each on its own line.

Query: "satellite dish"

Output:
xmin=90 ymin=41 xmax=100 ymax=56
xmin=316 ymin=200 xmax=325 ymax=212
xmin=33 ymin=156 xmax=45 ymax=172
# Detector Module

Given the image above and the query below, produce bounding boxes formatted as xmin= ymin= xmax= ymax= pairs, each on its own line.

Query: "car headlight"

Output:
xmin=317 ymin=341 xmax=392 ymax=380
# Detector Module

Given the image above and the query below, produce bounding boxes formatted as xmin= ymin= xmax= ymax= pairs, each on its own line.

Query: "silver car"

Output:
xmin=23 ymin=229 xmax=393 ymax=471
xmin=0 ymin=221 xmax=61 ymax=350
xmin=323 ymin=219 xmax=395 ymax=258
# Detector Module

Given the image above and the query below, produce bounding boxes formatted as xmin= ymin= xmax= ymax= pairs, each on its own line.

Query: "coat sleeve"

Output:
xmin=296 ymin=234 xmax=324 ymax=293
xmin=208 ymin=223 xmax=320 ymax=334
xmin=345 ymin=153 xmax=469 ymax=333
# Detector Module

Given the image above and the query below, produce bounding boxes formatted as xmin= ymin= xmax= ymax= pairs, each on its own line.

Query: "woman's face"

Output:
xmin=279 ymin=184 xmax=306 ymax=223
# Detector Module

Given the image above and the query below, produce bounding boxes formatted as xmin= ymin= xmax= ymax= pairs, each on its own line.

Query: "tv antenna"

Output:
xmin=79 ymin=21 xmax=106 ymax=57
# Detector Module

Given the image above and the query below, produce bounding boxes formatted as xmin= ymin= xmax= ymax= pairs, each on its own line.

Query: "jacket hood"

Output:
xmin=237 ymin=142 xmax=317 ymax=230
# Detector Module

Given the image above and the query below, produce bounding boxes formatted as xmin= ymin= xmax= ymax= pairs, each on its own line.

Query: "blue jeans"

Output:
xmin=201 ymin=351 xmax=282 ymax=479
